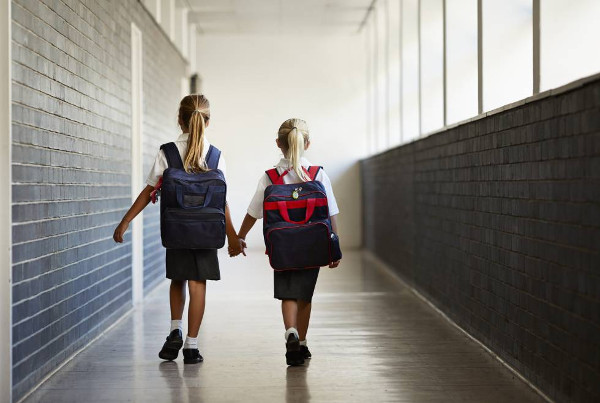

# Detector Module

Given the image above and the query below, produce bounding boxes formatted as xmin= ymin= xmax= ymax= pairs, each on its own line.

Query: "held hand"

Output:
xmin=239 ymin=238 xmax=247 ymax=256
xmin=228 ymin=236 xmax=244 ymax=257
xmin=329 ymin=260 xmax=340 ymax=269
xmin=113 ymin=220 xmax=129 ymax=243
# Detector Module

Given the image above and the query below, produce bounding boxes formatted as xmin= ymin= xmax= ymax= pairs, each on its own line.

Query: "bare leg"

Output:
xmin=170 ymin=280 xmax=186 ymax=320
xmin=187 ymin=280 xmax=207 ymax=338
xmin=281 ymin=299 xmax=298 ymax=330
xmin=297 ymin=300 xmax=312 ymax=341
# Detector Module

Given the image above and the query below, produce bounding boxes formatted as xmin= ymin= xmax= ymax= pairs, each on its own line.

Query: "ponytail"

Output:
xmin=184 ymin=110 xmax=208 ymax=173
xmin=278 ymin=118 xmax=311 ymax=182
xmin=288 ymin=127 xmax=309 ymax=181
xmin=178 ymin=94 xmax=210 ymax=173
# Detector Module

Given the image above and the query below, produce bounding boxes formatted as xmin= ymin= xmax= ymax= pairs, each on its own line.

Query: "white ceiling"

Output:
xmin=186 ymin=0 xmax=373 ymax=35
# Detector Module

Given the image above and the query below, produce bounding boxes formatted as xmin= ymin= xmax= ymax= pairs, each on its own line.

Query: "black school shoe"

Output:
xmin=183 ymin=348 xmax=204 ymax=364
xmin=285 ymin=333 xmax=305 ymax=366
xmin=158 ymin=329 xmax=183 ymax=361
xmin=300 ymin=345 xmax=311 ymax=359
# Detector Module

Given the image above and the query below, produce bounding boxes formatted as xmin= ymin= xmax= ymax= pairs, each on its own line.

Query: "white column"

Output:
xmin=175 ymin=7 xmax=189 ymax=59
xmin=401 ymin=0 xmax=421 ymax=142
xmin=376 ymin=1 xmax=388 ymax=151
xmin=365 ymin=16 xmax=372 ymax=155
xmin=0 ymin=0 xmax=11 ymax=400
xmin=477 ymin=0 xmax=483 ymax=114
xmin=417 ymin=0 xmax=422 ymax=136
xmin=369 ymin=11 xmax=378 ymax=155
xmin=130 ymin=23 xmax=144 ymax=305
xmin=388 ymin=0 xmax=402 ymax=147
xmin=532 ymin=0 xmax=540 ymax=94
xmin=161 ymin=0 xmax=175 ymax=42
xmin=189 ymin=23 xmax=197 ymax=73
xmin=143 ymin=0 xmax=161 ymax=24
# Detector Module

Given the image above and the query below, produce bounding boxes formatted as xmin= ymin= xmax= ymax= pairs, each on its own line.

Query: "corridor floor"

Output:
xmin=22 ymin=251 xmax=545 ymax=403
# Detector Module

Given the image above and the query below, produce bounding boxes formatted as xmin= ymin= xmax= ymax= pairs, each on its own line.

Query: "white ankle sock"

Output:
xmin=285 ymin=327 xmax=299 ymax=340
xmin=170 ymin=320 xmax=183 ymax=333
xmin=184 ymin=336 xmax=198 ymax=349
xmin=299 ymin=340 xmax=307 ymax=347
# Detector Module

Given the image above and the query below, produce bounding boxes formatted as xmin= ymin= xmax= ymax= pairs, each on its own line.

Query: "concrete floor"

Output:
xmin=22 ymin=251 xmax=545 ymax=403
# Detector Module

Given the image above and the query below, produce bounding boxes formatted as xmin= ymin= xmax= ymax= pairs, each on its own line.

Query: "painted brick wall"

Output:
xmin=362 ymin=79 xmax=600 ymax=403
xmin=11 ymin=0 xmax=186 ymax=398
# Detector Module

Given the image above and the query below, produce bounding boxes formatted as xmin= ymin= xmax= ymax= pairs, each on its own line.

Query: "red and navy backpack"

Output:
xmin=263 ymin=166 xmax=341 ymax=271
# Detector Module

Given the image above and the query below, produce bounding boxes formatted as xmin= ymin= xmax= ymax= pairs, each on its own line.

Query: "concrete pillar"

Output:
xmin=130 ymin=23 xmax=144 ymax=304
xmin=175 ymin=7 xmax=189 ymax=59
xmin=161 ymin=0 xmax=175 ymax=42
xmin=0 ymin=0 xmax=12 ymax=400
xmin=143 ymin=0 xmax=161 ymax=23
xmin=189 ymin=23 xmax=197 ymax=73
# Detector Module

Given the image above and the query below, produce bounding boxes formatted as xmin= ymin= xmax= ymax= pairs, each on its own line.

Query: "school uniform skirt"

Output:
xmin=166 ymin=249 xmax=220 ymax=281
xmin=274 ymin=268 xmax=320 ymax=303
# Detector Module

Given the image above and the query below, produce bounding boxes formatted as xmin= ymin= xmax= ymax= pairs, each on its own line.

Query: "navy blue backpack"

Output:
xmin=263 ymin=166 xmax=341 ymax=271
xmin=159 ymin=142 xmax=226 ymax=249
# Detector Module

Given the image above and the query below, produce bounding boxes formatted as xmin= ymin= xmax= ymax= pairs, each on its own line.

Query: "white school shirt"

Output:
xmin=145 ymin=133 xmax=227 ymax=187
xmin=246 ymin=157 xmax=339 ymax=220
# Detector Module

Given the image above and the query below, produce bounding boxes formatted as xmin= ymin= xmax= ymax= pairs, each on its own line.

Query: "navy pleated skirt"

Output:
xmin=273 ymin=268 xmax=320 ymax=302
xmin=165 ymin=249 xmax=220 ymax=281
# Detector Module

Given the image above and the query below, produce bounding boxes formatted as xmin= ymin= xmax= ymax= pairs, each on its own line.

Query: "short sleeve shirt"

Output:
xmin=246 ymin=157 xmax=339 ymax=219
xmin=145 ymin=133 xmax=227 ymax=187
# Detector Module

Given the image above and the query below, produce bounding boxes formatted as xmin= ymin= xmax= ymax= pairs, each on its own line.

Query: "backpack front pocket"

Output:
xmin=162 ymin=207 xmax=225 ymax=249
xmin=266 ymin=222 xmax=330 ymax=270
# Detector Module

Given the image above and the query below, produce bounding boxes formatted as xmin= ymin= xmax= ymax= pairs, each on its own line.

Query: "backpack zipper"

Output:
xmin=164 ymin=208 xmax=224 ymax=221
xmin=266 ymin=221 xmax=330 ymax=242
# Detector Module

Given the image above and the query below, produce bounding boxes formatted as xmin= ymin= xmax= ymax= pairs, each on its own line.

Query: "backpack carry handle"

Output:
xmin=176 ymin=185 xmax=225 ymax=209
xmin=277 ymin=198 xmax=316 ymax=225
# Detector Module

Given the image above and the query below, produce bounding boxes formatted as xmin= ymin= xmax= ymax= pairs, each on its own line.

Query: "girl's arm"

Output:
xmin=225 ymin=203 xmax=243 ymax=256
xmin=113 ymin=185 xmax=154 ymax=243
xmin=237 ymin=213 xmax=257 ymax=240
xmin=235 ymin=213 xmax=257 ymax=256
xmin=331 ymin=214 xmax=338 ymax=234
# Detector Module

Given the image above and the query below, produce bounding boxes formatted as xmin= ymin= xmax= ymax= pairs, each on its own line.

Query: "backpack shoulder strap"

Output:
xmin=205 ymin=145 xmax=221 ymax=170
xmin=307 ymin=166 xmax=322 ymax=181
xmin=266 ymin=168 xmax=292 ymax=185
xmin=266 ymin=168 xmax=282 ymax=185
xmin=160 ymin=142 xmax=184 ymax=169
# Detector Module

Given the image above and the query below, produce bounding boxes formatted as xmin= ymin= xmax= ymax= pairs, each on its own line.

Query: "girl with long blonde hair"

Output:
xmin=234 ymin=118 xmax=341 ymax=366
xmin=113 ymin=94 xmax=242 ymax=364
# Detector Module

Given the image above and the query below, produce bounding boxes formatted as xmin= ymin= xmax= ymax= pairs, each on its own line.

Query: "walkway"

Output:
xmin=22 ymin=251 xmax=544 ymax=403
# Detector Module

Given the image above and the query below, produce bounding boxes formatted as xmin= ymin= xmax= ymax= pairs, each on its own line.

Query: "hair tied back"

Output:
xmin=277 ymin=118 xmax=310 ymax=182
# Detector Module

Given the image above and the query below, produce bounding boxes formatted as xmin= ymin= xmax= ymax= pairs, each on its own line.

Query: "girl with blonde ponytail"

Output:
xmin=182 ymin=97 xmax=209 ymax=173
xmin=113 ymin=94 xmax=242 ymax=364
xmin=284 ymin=123 xmax=311 ymax=182
xmin=234 ymin=118 xmax=341 ymax=366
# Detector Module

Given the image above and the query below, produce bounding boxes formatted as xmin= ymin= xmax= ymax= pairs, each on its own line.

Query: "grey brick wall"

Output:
xmin=362 ymin=79 xmax=600 ymax=403
xmin=11 ymin=0 xmax=186 ymax=399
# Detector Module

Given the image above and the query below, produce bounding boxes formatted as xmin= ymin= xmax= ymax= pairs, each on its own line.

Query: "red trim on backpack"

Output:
xmin=276 ymin=199 xmax=316 ymax=224
xmin=264 ymin=198 xmax=328 ymax=211
xmin=307 ymin=166 xmax=321 ymax=181
xmin=266 ymin=168 xmax=292 ymax=185
xmin=265 ymin=168 xmax=280 ymax=184
xmin=150 ymin=177 xmax=163 ymax=204
xmin=267 ymin=166 xmax=321 ymax=184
